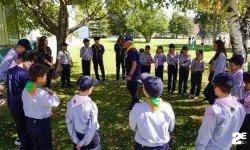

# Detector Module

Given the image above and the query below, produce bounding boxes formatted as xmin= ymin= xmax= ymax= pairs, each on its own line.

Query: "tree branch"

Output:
xmin=68 ymin=0 xmax=107 ymax=34
xmin=19 ymin=0 xmax=58 ymax=35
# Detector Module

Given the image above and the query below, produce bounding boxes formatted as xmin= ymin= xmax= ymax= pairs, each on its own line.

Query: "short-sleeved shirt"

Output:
xmin=125 ymin=48 xmax=140 ymax=80
xmin=91 ymin=44 xmax=105 ymax=62
xmin=57 ymin=50 xmax=71 ymax=65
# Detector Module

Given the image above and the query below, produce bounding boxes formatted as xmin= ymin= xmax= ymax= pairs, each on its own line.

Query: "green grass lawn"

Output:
xmin=0 ymin=39 xmax=238 ymax=150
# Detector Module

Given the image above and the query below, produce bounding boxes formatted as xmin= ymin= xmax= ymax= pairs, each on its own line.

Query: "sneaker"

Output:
xmin=182 ymin=93 xmax=186 ymax=96
xmin=188 ymin=94 xmax=194 ymax=99
xmin=194 ymin=96 xmax=200 ymax=100
xmin=103 ymin=81 xmax=108 ymax=85
xmin=123 ymin=80 xmax=126 ymax=83
xmin=14 ymin=138 xmax=21 ymax=146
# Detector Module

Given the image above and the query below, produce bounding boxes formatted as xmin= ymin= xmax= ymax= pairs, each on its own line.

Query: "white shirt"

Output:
xmin=129 ymin=101 xmax=175 ymax=147
xmin=22 ymin=87 xmax=60 ymax=119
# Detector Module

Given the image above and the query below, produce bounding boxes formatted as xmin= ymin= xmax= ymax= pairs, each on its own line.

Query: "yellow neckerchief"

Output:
xmin=124 ymin=45 xmax=136 ymax=65
xmin=126 ymin=44 xmax=136 ymax=54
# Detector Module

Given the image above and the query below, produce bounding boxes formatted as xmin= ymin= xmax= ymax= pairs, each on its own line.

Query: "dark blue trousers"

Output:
xmin=82 ymin=60 xmax=91 ymax=76
xmin=168 ymin=64 xmax=178 ymax=93
xmin=93 ymin=60 xmax=106 ymax=81
xmin=135 ymin=142 xmax=169 ymax=150
xmin=27 ymin=117 xmax=52 ymax=150
xmin=155 ymin=65 xmax=164 ymax=81
xmin=61 ymin=64 xmax=71 ymax=87
xmin=237 ymin=114 xmax=250 ymax=150
xmin=127 ymin=80 xmax=140 ymax=107
xmin=10 ymin=108 xmax=34 ymax=150
xmin=73 ymin=131 xmax=101 ymax=150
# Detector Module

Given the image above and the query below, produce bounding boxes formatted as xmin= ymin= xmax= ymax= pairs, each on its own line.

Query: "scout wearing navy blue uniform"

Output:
xmin=66 ymin=76 xmax=101 ymax=150
xmin=91 ymin=37 xmax=106 ymax=83
xmin=167 ymin=44 xmax=179 ymax=93
xmin=233 ymin=72 xmax=250 ymax=150
xmin=178 ymin=46 xmax=191 ymax=96
xmin=196 ymin=73 xmax=246 ymax=150
xmin=80 ymin=38 xmax=93 ymax=76
xmin=7 ymin=51 xmax=38 ymax=149
xmin=58 ymin=42 xmax=73 ymax=88
xmin=22 ymin=64 xmax=60 ymax=150
xmin=154 ymin=45 xmax=166 ymax=81
xmin=129 ymin=73 xmax=175 ymax=150
xmin=189 ymin=50 xmax=205 ymax=99
xmin=140 ymin=45 xmax=154 ymax=74
xmin=124 ymin=36 xmax=140 ymax=110
xmin=114 ymin=36 xmax=126 ymax=81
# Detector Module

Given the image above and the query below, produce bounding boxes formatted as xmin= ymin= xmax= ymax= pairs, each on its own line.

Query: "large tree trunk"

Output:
xmin=226 ymin=0 xmax=246 ymax=69
xmin=145 ymin=36 xmax=151 ymax=43
xmin=239 ymin=3 xmax=250 ymax=71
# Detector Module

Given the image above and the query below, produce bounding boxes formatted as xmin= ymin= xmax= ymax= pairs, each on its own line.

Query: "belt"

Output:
xmin=168 ymin=63 xmax=177 ymax=66
xmin=136 ymin=142 xmax=168 ymax=148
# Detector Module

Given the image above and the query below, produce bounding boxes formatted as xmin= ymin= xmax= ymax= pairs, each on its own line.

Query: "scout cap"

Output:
xmin=17 ymin=39 xmax=32 ymax=50
xmin=196 ymin=49 xmax=203 ymax=54
xmin=124 ymin=36 xmax=133 ymax=43
xmin=212 ymin=73 xmax=234 ymax=89
xmin=61 ymin=42 xmax=69 ymax=46
xmin=140 ymin=73 xmax=163 ymax=97
xmin=77 ymin=76 xmax=98 ymax=91
xmin=227 ymin=55 xmax=244 ymax=65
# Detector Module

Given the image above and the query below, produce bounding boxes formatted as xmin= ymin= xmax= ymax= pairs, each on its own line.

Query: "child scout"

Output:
xmin=129 ymin=73 xmax=175 ymax=150
xmin=22 ymin=64 xmax=60 ymax=150
xmin=233 ymin=72 xmax=250 ymax=150
xmin=195 ymin=73 xmax=246 ymax=150
xmin=66 ymin=76 xmax=101 ymax=150
xmin=228 ymin=54 xmax=244 ymax=88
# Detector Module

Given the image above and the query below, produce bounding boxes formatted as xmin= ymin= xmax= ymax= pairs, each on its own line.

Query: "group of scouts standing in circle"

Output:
xmin=1 ymin=35 xmax=250 ymax=150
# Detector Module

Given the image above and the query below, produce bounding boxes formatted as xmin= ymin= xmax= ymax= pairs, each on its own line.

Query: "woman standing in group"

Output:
xmin=204 ymin=40 xmax=227 ymax=104
xmin=37 ymin=36 xmax=54 ymax=88
xmin=114 ymin=36 xmax=126 ymax=82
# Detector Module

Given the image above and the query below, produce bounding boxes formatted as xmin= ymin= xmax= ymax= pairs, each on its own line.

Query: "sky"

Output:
xmin=164 ymin=3 xmax=196 ymax=18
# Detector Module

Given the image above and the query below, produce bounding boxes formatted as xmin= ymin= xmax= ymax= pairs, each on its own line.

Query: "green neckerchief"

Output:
xmin=25 ymin=81 xmax=42 ymax=95
xmin=144 ymin=97 xmax=162 ymax=111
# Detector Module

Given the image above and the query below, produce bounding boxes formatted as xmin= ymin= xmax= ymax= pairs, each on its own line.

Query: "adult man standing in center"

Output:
xmin=124 ymin=36 xmax=140 ymax=111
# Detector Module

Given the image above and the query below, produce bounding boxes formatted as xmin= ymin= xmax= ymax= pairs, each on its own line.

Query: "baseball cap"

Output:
xmin=227 ymin=55 xmax=244 ymax=65
xmin=124 ymin=36 xmax=133 ymax=42
xmin=196 ymin=49 xmax=203 ymax=54
xmin=182 ymin=45 xmax=188 ymax=50
xmin=94 ymin=37 xmax=100 ymax=41
xmin=17 ymin=39 xmax=32 ymax=50
xmin=61 ymin=42 xmax=69 ymax=46
xmin=169 ymin=44 xmax=175 ymax=48
xmin=83 ymin=38 xmax=90 ymax=43
xmin=140 ymin=73 xmax=164 ymax=97
xmin=77 ymin=76 xmax=98 ymax=91
xmin=212 ymin=73 xmax=234 ymax=89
